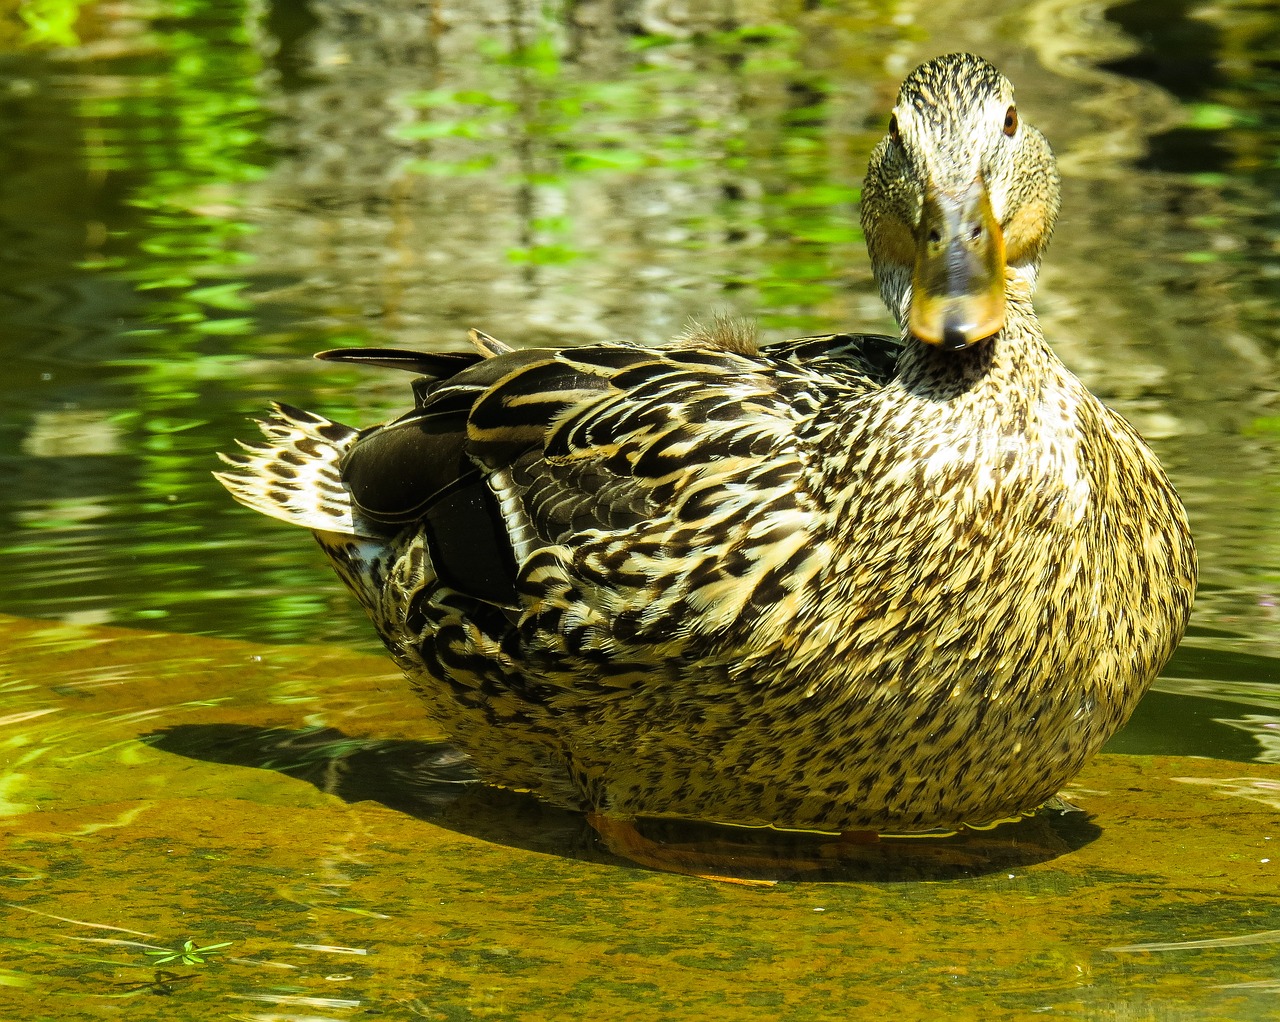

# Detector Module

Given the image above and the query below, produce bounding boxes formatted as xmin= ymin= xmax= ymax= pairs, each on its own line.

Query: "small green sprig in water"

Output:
xmin=144 ymin=939 xmax=232 ymax=966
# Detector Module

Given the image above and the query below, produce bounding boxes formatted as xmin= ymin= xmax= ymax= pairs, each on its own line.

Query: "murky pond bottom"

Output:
xmin=2 ymin=614 xmax=1278 ymax=1020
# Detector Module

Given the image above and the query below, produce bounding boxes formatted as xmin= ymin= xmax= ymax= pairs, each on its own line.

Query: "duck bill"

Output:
xmin=908 ymin=178 xmax=1007 ymax=350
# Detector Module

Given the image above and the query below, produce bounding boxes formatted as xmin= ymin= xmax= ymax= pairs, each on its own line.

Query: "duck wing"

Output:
xmin=331 ymin=332 xmax=901 ymax=616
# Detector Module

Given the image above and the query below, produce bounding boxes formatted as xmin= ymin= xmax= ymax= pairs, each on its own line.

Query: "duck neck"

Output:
xmin=891 ymin=281 xmax=1056 ymax=409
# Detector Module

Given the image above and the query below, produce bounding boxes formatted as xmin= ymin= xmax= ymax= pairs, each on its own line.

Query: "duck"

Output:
xmin=217 ymin=53 xmax=1196 ymax=879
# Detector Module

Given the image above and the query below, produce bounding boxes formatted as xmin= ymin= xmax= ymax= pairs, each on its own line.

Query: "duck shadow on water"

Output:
xmin=145 ymin=724 xmax=1099 ymax=884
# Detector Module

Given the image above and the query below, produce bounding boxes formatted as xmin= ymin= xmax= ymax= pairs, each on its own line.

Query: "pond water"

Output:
xmin=0 ymin=0 xmax=1277 ymax=1018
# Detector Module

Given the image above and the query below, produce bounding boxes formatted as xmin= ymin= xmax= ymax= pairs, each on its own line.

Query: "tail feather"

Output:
xmin=215 ymin=402 xmax=373 ymax=537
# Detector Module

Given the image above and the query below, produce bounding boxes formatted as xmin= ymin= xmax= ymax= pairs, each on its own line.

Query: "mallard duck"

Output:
xmin=218 ymin=53 xmax=1195 ymax=876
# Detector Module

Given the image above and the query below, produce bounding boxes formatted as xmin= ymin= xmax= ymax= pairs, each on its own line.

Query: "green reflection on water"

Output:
xmin=393 ymin=10 xmax=881 ymax=326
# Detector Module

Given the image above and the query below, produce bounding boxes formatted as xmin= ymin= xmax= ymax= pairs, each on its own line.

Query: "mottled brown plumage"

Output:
xmin=217 ymin=54 xmax=1195 ymax=850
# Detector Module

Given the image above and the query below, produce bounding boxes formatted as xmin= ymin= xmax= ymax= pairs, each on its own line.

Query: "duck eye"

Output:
xmin=1003 ymin=106 xmax=1018 ymax=137
xmin=888 ymin=114 xmax=900 ymax=146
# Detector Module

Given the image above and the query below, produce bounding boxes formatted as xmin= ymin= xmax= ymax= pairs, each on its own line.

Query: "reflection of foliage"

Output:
xmin=18 ymin=0 xmax=85 ymax=47
xmin=397 ymin=20 xmax=873 ymax=330
xmin=77 ymin=5 xmax=295 ymax=631
xmin=77 ymin=18 xmax=269 ymax=334
xmin=0 ymin=1 xmax=338 ymax=641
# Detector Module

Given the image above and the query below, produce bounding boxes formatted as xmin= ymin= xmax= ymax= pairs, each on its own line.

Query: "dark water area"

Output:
xmin=0 ymin=0 xmax=1278 ymax=1017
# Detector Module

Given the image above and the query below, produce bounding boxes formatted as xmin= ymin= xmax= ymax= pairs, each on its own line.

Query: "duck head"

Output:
xmin=861 ymin=53 xmax=1061 ymax=351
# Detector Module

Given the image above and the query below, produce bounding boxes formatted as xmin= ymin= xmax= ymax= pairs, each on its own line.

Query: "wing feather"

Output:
xmin=325 ymin=332 xmax=901 ymax=630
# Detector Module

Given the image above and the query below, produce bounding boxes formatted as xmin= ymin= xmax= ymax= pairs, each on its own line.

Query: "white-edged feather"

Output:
xmin=214 ymin=402 xmax=371 ymax=537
